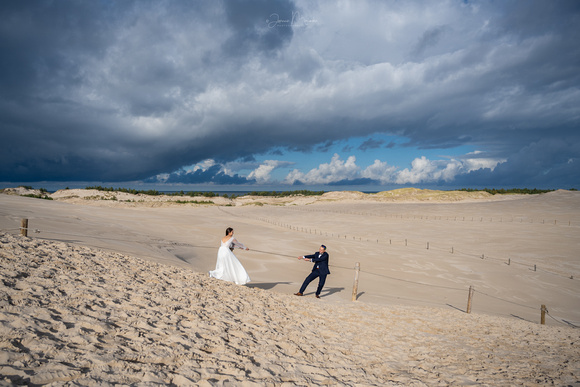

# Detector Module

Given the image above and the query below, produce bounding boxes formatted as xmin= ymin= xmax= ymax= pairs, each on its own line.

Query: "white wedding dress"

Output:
xmin=209 ymin=237 xmax=251 ymax=285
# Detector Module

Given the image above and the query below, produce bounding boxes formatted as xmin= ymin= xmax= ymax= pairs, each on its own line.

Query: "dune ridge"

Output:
xmin=2 ymin=187 xmax=515 ymax=208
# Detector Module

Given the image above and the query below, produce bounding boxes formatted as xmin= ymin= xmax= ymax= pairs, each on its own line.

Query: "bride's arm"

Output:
xmin=231 ymin=239 xmax=249 ymax=250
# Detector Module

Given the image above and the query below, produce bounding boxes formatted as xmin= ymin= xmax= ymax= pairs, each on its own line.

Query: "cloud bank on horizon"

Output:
xmin=1 ymin=0 xmax=579 ymax=189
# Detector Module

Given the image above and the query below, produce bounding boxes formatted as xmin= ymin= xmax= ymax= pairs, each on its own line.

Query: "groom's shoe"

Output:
xmin=315 ymin=295 xmax=320 ymax=299
xmin=294 ymin=292 xmax=303 ymax=296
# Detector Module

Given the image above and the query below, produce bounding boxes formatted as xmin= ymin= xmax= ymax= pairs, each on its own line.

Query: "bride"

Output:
xmin=209 ymin=227 xmax=251 ymax=285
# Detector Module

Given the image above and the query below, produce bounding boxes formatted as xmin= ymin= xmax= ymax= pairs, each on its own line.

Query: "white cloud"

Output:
xmin=152 ymin=173 xmax=170 ymax=183
xmin=361 ymin=160 xmax=398 ymax=183
xmin=151 ymin=160 xmax=218 ymax=182
xmin=395 ymin=156 xmax=440 ymax=184
xmin=247 ymin=160 xmax=293 ymax=184
xmin=153 ymin=152 xmax=509 ymax=186
xmin=462 ymin=153 xmax=506 ymax=172
xmin=284 ymin=154 xmax=359 ymax=184
xmin=190 ymin=159 xmax=217 ymax=172
xmin=285 ymin=153 xmax=504 ymax=185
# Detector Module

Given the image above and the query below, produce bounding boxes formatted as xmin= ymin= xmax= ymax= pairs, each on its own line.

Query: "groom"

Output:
xmin=294 ymin=245 xmax=330 ymax=299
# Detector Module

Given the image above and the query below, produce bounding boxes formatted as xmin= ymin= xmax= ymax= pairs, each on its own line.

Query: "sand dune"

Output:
xmin=1 ymin=232 xmax=578 ymax=385
xmin=1 ymin=189 xmax=579 ymax=385
xmin=2 ymin=187 xmax=514 ymax=207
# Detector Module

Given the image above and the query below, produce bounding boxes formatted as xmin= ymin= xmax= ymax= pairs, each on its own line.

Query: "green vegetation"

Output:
xmin=17 ymin=186 xmax=52 ymax=200
xmin=174 ymin=200 xmax=214 ymax=205
xmin=18 ymin=185 xmax=49 ymax=194
xmin=85 ymin=186 xmax=325 ymax=198
xmin=246 ymin=190 xmax=325 ymax=197
xmin=22 ymin=194 xmax=53 ymax=200
xmin=457 ymin=188 xmax=556 ymax=195
xmin=244 ymin=202 xmax=264 ymax=206
xmin=173 ymin=191 xmax=219 ymax=198
xmin=86 ymin=186 xmax=163 ymax=196
xmin=85 ymin=186 xmax=219 ymax=198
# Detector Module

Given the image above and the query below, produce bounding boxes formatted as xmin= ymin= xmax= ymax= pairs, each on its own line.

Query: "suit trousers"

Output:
xmin=299 ymin=269 xmax=327 ymax=296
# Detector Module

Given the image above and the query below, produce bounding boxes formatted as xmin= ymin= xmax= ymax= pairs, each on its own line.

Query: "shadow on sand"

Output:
xmin=446 ymin=303 xmax=467 ymax=313
xmin=246 ymin=282 xmax=293 ymax=290
xmin=299 ymin=287 xmax=345 ymax=298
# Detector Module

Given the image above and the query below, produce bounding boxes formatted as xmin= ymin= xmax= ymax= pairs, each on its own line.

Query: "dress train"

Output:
xmin=209 ymin=237 xmax=251 ymax=285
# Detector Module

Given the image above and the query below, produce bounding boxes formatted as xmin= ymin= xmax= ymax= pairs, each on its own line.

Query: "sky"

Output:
xmin=1 ymin=0 xmax=579 ymax=192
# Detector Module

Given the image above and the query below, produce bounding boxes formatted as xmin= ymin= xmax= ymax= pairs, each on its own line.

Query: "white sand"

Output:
xmin=1 ymin=189 xmax=579 ymax=385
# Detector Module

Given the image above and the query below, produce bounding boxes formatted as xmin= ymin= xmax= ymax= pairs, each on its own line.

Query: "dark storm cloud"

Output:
xmin=411 ymin=25 xmax=450 ymax=59
xmin=359 ymin=138 xmax=385 ymax=151
xmin=316 ymin=141 xmax=336 ymax=152
xmin=0 ymin=0 xmax=296 ymax=182
xmin=1 ymin=0 xmax=579 ymax=188
xmin=455 ymin=138 xmax=580 ymax=188
xmin=0 ymin=1 xmax=119 ymax=99
xmin=222 ymin=0 xmax=295 ymax=55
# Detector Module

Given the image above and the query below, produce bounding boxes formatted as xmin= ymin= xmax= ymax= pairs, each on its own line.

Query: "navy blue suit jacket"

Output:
xmin=304 ymin=252 xmax=330 ymax=275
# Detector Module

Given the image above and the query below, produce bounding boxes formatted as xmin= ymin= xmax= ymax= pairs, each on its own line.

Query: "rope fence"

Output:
xmin=218 ymin=207 xmax=579 ymax=281
xmin=3 ymin=218 xmax=578 ymax=329
xmin=283 ymin=206 xmax=579 ymax=227
xmin=346 ymin=261 xmax=578 ymax=328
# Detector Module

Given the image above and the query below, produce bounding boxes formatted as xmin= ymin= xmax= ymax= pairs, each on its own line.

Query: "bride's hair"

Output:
xmin=225 ymin=227 xmax=234 ymax=236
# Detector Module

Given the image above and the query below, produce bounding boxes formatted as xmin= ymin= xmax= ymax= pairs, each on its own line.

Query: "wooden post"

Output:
xmin=426 ymin=242 xmax=429 ymax=250
xmin=541 ymin=304 xmax=546 ymax=325
xmin=451 ymin=247 xmax=454 ymax=254
xmin=20 ymin=218 xmax=28 ymax=237
xmin=508 ymin=258 xmax=511 ymax=265
xmin=466 ymin=286 xmax=474 ymax=314
xmin=352 ymin=262 xmax=360 ymax=301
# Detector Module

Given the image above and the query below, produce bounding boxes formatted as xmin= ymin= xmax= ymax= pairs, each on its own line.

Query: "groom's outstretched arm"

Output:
xmin=303 ymin=253 xmax=318 ymax=261
xmin=309 ymin=252 xmax=328 ymax=262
